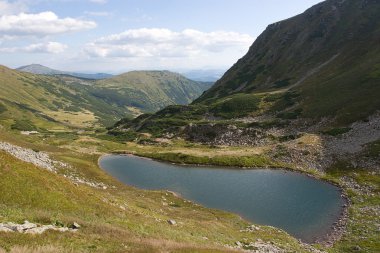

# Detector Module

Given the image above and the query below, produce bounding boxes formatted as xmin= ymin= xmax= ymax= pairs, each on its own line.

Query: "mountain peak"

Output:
xmin=17 ymin=64 xmax=61 ymax=75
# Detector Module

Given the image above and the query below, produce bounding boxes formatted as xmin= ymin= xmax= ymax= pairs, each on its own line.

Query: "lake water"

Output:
xmin=99 ymin=155 xmax=344 ymax=242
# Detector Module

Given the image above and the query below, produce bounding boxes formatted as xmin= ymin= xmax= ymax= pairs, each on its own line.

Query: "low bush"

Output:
xmin=11 ymin=119 xmax=38 ymax=131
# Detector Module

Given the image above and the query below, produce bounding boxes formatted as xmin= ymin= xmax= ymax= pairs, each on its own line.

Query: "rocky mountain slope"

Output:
xmin=194 ymin=0 xmax=380 ymax=125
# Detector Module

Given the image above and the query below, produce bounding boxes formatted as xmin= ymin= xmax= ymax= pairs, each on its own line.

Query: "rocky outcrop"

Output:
xmin=0 ymin=141 xmax=111 ymax=189
xmin=0 ymin=221 xmax=79 ymax=234
xmin=0 ymin=142 xmax=65 ymax=172
xmin=184 ymin=124 xmax=270 ymax=146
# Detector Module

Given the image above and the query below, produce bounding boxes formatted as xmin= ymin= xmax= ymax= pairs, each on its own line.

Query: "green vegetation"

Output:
xmin=324 ymin=165 xmax=380 ymax=253
xmin=363 ymin=140 xmax=380 ymax=158
xmin=10 ymin=119 xmax=38 ymax=131
xmin=0 ymin=103 xmax=7 ymax=114
xmin=210 ymin=94 xmax=261 ymax=118
xmin=322 ymin=127 xmax=352 ymax=137
xmin=95 ymin=71 xmax=212 ymax=112
xmin=0 ymin=66 xmax=210 ymax=129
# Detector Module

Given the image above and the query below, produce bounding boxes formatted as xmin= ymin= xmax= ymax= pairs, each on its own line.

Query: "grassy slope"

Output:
xmin=0 ymin=65 xmax=131 ymax=128
xmin=95 ymin=71 xmax=212 ymax=112
xmin=0 ymin=67 xmax=211 ymax=129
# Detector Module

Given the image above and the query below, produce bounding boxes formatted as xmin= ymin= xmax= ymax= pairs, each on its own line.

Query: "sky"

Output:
xmin=0 ymin=0 xmax=323 ymax=74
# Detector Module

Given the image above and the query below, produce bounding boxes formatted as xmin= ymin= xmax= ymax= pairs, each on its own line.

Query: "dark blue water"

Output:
xmin=99 ymin=155 xmax=344 ymax=242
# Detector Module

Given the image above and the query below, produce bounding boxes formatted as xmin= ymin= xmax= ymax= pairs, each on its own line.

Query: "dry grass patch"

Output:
xmin=0 ymin=245 xmax=69 ymax=253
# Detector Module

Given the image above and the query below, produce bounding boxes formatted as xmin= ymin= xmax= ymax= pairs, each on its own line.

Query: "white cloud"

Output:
xmin=0 ymin=11 xmax=96 ymax=38
xmin=84 ymin=11 xmax=112 ymax=17
xmin=84 ymin=28 xmax=254 ymax=58
xmin=89 ymin=0 xmax=107 ymax=4
xmin=0 ymin=41 xmax=67 ymax=53
xmin=24 ymin=41 xmax=67 ymax=53
xmin=0 ymin=0 xmax=27 ymax=15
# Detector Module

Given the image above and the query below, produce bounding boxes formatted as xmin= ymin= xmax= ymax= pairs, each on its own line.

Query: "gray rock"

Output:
xmin=69 ymin=222 xmax=81 ymax=229
xmin=167 ymin=220 xmax=176 ymax=225
xmin=19 ymin=220 xmax=37 ymax=231
xmin=0 ymin=226 xmax=13 ymax=233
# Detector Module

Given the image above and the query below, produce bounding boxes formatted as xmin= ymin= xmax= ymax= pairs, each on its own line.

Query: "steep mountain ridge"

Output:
xmin=194 ymin=0 xmax=380 ymax=124
xmin=198 ymin=0 xmax=380 ymax=100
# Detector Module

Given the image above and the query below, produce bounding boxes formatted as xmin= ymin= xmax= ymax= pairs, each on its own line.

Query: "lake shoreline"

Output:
xmin=99 ymin=152 xmax=349 ymax=246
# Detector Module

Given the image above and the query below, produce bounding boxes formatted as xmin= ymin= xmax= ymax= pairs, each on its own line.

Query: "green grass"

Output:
xmin=322 ymin=127 xmax=352 ymax=137
xmin=363 ymin=140 xmax=380 ymax=158
xmin=210 ymin=93 xmax=261 ymax=118
xmin=324 ymin=166 xmax=380 ymax=253
xmin=0 ymin=103 xmax=7 ymax=114
xmin=10 ymin=119 xmax=38 ymax=131
xmin=95 ymin=70 xmax=212 ymax=112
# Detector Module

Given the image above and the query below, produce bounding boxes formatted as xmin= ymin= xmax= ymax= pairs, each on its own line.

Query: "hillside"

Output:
xmin=94 ymin=70 xmax=213 ymax=112
xmin=0 ymin=67 xmax=210 ymax=130
xmin=194 ymin=0 xmax=380 ymax=125
xmin=17 ymin=64 xmax=113 ymax=80
xmin=0 ymin=65 xmax=133 ymax=129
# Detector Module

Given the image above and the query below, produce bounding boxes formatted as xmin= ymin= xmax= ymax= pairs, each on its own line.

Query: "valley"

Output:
xmin=0 ymin=0 xmax=379 ymax=252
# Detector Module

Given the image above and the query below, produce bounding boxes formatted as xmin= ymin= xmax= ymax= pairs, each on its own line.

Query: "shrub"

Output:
xmin=11 ymin=119 xmax=38 ymax=131
xmin=0 ymin=102 xmax=7 ymax=114
xmin=322 ymin=127 xmax=351 ymax=136
xmin=211 ymin=94 xmax=261 ymax=118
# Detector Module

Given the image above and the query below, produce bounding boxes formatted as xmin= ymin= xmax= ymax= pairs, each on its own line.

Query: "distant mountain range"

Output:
xmin=0 ymin=66 xmax=212 ymax=128
xmin=16 ymin=64 xmax=225 ymax=82
xmin=16 ymin=64 xmax=114 ymax=80
xmin=180 ymin=69 xmax=226 ymax=82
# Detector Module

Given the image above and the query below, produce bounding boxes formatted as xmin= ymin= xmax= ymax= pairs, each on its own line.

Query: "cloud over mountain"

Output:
xmin=84 ymin=28 xmax=254 ymax=58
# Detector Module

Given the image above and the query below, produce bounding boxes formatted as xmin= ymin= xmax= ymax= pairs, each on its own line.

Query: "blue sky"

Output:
xmin=0 ymin=0 xmax=322 ymax=73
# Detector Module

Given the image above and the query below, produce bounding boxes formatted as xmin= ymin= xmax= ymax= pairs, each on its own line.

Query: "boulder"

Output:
xmin=69 ymin=222 xmax=81 ymax=229
xmin=167 ymin=220 xmax=176 ymax=225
